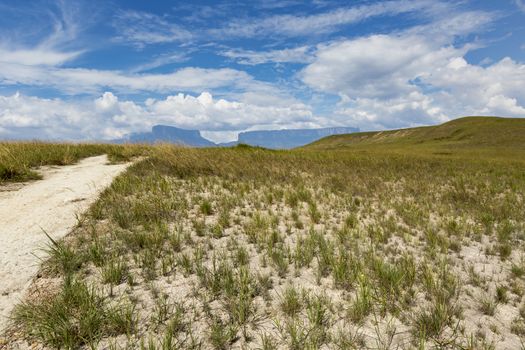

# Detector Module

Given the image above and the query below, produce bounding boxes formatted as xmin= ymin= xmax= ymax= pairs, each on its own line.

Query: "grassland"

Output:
xmin=2 ymin=117 xmax=525 ymax=349
xmin=306 ymin=116 xmax=525 ymax=160
xmin=0 ymin=142 xmax=145 ymax=183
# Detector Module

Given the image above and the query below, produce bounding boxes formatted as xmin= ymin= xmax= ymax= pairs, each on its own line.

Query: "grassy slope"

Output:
xmin=305 ymin=116 xmax=525 ymax=159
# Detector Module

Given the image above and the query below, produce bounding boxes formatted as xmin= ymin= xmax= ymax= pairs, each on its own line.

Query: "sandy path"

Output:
xmin=0 ymin=155 xmax=130 ymax=331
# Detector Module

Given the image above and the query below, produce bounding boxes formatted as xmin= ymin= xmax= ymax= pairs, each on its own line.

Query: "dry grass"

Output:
xmin=0 ymin=142 xmax=146 ymax=183
xmin=3 ymin=142 xmax=525 ymax=349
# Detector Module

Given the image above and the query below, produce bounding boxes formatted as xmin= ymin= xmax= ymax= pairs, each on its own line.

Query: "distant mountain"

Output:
xmin=120 ymin=125 xmax=359 ymax=149
xmin=235 ymin=127 xmax=359 ymax=149
xmin=123 ymin=125 xmax=215 ymax=147
xmin=216 ymin=140 xmax=239 ymax=147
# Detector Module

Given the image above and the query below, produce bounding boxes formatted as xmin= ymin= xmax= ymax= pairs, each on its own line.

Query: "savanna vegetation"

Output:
xmin=2 ymin=117 xmax=525 ymax=349
xmin=306 ymin=116 xmax=525 ymax=159
xmin=0 ymin=142 xmax=146 ymax=183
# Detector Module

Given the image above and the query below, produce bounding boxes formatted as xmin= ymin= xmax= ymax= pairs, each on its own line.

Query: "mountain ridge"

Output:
xmin=235 ymin=127 xmax=359 ymax=149
xmin=120 ymin=125 xmax=359 ymax=149
xmin=122 ymin=125 xmax=215 ymax=147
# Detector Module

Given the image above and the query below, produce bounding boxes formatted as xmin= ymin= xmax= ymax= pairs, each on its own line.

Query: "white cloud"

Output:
xmin=211 ymin=0 xmax=437 ymax=38
xmin=301 ymin=34 xmax=461 ymax=99
xmin=221 ymin=46 xmax=314 ymax=65
xmin=516 ymin=0 xmax=525 ymax=12
xmin=113 ymin=0 xmax=441 ymax=47
xmin=146 ymin=92 xmax=315 ymax=132
xmin=0 ymin=0 xmax=87 ymax=66
xmin=0 ymin=91 xmax=321 ymax=142
xmin=95 ymin=91 xmax=119 ymax=111
xmin=253 ymin=0 xmax=303 ymax=10
xmin=300 ymin=9 xmax=494 ymax=100
xmin=130 ymin=52 xmax=192 ymax=73
xmin=334 ymin=92 xmax=448 ymax=131
xmin=0 ymin=1 xmax=86 ymax=71
xmin=112 ymin=10 xmax=193 ymax=48
xmin=0 ymin=93 xmax=102 ymax=140
xmin=0 ymin=48 xmax=82 ymax=66
xmin=406 ymin=9 xmax=495 ymax=40
xmin=299 ymin=11 xmax=525 ymax=130
xmin=479 ymin=57 xmax=494 ymax=66
xmin=0 ymin=62 xmax=256 ymax=95
xmin=426 ymin=57 xmax=525 ymax=115
xmin=38 ymin=1 xmax=83 ymax=49
xmin=484 ymin=95 xmax=525 ymax=115
xmin=1 ymin=0 xmax=523 ymax=138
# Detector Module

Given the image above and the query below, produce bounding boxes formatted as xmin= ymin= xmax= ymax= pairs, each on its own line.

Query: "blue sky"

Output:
xmin=0 ymin=0 xmax=524 ymax=142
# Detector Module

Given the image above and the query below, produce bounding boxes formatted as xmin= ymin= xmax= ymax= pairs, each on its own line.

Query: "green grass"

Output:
xmin=6 ymin=119 xmax=525 ymax=348
xmin=12 ymin=278 xmax=136 ymax=348
xmin=305 ymin=116 xmax=525 ymax=160
xmin=280 ymin=285 xmax=303 ymax=317
xmin=0 ymin=141 xmax=146 ymax=183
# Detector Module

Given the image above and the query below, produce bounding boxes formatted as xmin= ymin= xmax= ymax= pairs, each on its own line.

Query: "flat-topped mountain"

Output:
xmin=121 ymin=125 xmax=359 ymax=149
xmin=234 ymin=127 xmax=359 ymax=149
xmin=123 ymin=125 xmax=215 ymax=147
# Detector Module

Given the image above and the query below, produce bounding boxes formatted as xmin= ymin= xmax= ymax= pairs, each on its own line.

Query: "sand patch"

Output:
xmin=0 ymin=155 xmax=130 ymax=332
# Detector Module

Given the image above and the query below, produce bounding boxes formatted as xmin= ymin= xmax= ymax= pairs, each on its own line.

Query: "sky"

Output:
xmin=0 ymin=0 xmax=524 ymax=142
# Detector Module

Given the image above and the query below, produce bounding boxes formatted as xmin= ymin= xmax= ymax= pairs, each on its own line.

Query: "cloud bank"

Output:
xmin=0 ymin=0 xmax=524 ymax=140
xmin=0 ymin=92 xmax=320 ymax=142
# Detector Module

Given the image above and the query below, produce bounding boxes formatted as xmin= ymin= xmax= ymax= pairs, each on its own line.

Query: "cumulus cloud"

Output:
xmin=145 ymin=92 xmax=314 ymax=132
xmin=301 ymin=34 xmax=462 ymax=100
xmin=484 ymin=95 xmax=525 ymax=116
xmin=0 ymin=93 xmax=102 ymax=140
xmin=0 ymin=91 xmax=320 ymax=142
xmin=1 ymin=0 xmax=523 ymax=139
xmin=300 ymin=11 xmax=525 ymax=130
xmin=300 ymin=10 xmax=494 ymax=100
xmin=334 ymin=93 xmax=448 ymax=131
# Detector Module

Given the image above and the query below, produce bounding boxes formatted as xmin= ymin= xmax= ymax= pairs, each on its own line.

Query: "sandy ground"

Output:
xmin=0 ymin=155 xmax=129 ymax=332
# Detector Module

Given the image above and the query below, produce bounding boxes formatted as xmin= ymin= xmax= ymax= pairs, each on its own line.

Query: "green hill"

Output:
xmin=305 ymin=117 xmax=525 ymax=159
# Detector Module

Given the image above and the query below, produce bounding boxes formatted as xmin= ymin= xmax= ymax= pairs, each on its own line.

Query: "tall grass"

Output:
xmin=0 ymin=141 xmax=146 ymax=182
xmin=7 ymin=141 xmax=525 ymax=349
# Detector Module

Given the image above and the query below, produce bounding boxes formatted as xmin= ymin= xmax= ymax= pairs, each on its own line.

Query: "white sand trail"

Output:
xmin=0 ymin=155 xmax=130 ymax=332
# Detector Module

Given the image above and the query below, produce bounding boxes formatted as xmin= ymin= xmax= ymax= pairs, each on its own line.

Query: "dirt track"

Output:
xmin=0 ymin=155 xmax=129 ymax=331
